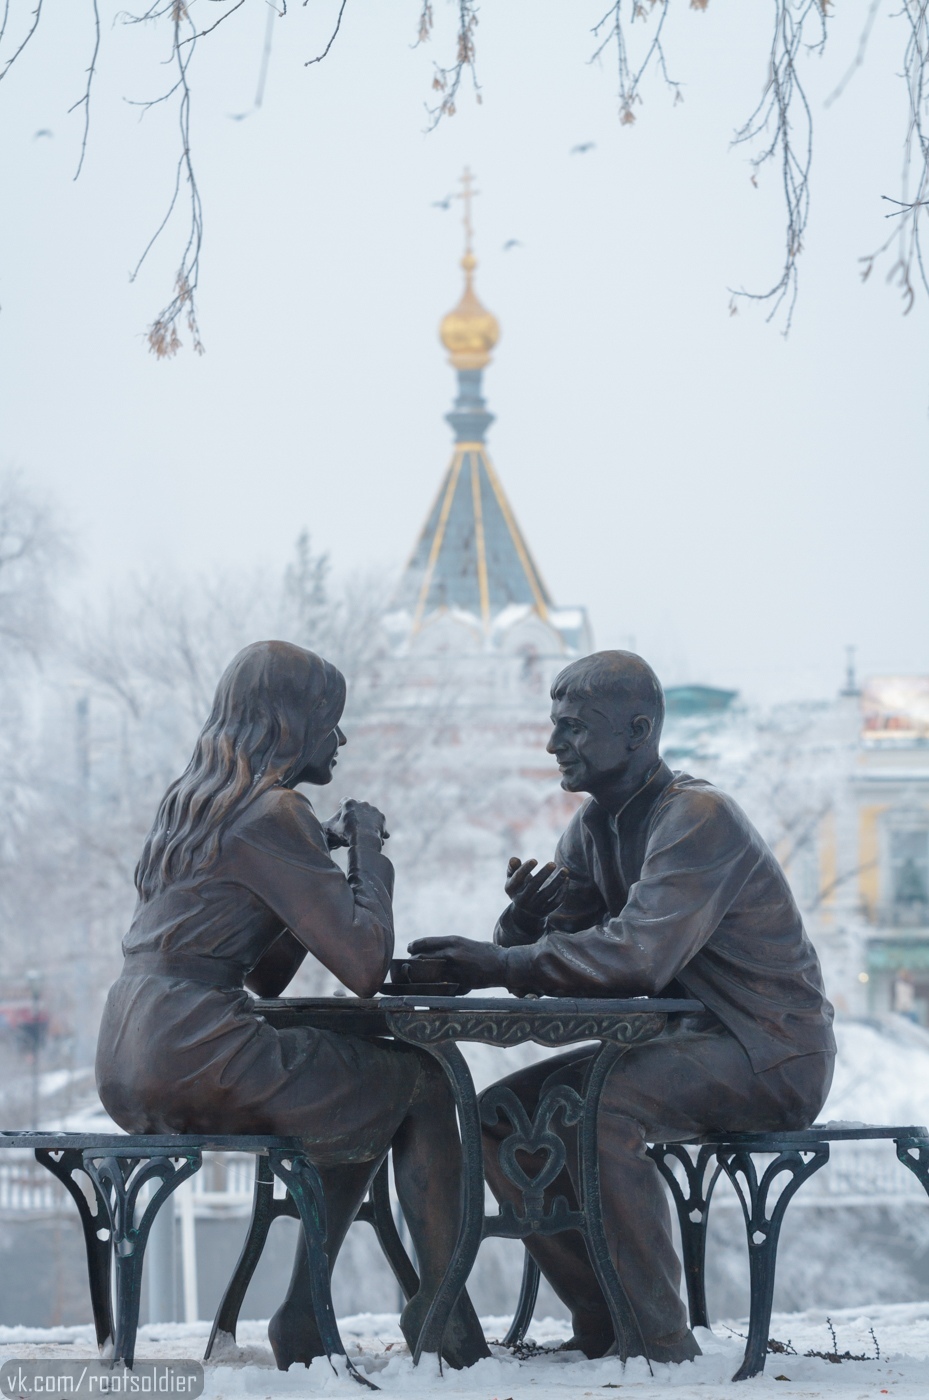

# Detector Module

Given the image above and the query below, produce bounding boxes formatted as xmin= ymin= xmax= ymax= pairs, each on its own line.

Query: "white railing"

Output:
xmin=663 ymin=1140 xmax=928 ymax=1209
xmin=1 ymin=1143 xmax=924 ymax=1217
xmin=0 ymin=1151 xmax=262 ymax=1216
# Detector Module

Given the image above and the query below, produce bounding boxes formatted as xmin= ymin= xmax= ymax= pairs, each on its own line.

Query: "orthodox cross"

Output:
xmin=457 ymin=166 xmax=479 ymax=254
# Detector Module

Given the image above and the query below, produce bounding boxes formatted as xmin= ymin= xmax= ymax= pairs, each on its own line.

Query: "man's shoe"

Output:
xmin=644 ymin=1328 xmax=702 ymax=1364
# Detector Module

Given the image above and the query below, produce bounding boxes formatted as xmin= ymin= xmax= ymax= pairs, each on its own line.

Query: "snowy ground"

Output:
xmin=2 ymin=1307 xmax=929 ymax=1400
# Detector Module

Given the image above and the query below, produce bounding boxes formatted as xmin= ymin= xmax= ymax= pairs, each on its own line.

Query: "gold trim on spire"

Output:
xmin=411 ymin=448 xmax=466 ymax=635
xmin=470 ymin=453 xmax=491 ymax=632
xmin=482 ymin=450 xmax=551 ymax=620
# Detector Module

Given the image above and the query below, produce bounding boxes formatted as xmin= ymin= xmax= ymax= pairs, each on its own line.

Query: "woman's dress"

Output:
xmin=96 ymin=787 xmax=425 ymax=1164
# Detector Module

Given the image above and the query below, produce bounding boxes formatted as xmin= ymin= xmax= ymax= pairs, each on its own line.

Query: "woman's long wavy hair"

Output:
xmin=135 ymin=641 xmax=345 ymax=900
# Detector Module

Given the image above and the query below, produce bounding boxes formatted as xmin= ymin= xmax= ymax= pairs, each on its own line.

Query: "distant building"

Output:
xmin=661 ymin=668 xmax=929 ymax=1027
xmin=841 ymin=677 xmax=929 ymax=1021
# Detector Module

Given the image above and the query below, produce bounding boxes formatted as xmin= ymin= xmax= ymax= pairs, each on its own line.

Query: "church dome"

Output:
xmin=439 ymin=252 xmax=500 ymax=370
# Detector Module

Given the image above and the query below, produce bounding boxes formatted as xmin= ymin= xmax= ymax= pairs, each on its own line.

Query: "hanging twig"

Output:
xmin=727 ymin=0 xmax=827 ymax=333
xmin=859 ymin=0 xmax=929 ymax=315
xmin=254 ymin=1 xmax=277 ymax=107
xmin=305 ymin=0 xmax=349 ymax=67
xmin=179 ymin=0 xmax=246 ymax=48
xmin=413 ymin=0 xmax=433 ymax=47
xmin=67 ymin=0 xmax=101 ymax=180
xmin=123 ymin=3 xmax=204 ymax=357
xmin=824 ymin=0 xmax=883 ymax=107
xmin=424 ymin=0 xmax=481 ymax=131
xmin=0 ymin=0 xmax=44 ymax=83
xmin=589 ymin=0 xmax=681 ymax=126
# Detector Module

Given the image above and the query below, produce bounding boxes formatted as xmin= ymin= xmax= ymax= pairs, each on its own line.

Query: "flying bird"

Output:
xmin=432 ymin=195 xmax=453 ymax=210
xmin=570 ymin=142 xmax=596 ymax=154
xmin=33 ymin=129 xmax=53 ymax=139
xmin=502 ymin=239 xmax=523 ymax=252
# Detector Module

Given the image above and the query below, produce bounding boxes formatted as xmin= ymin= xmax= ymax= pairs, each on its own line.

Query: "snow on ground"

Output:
xmin=2 ymin=1307 xmax=929 ymax=1400
xmin=824 ymin=1018 xmax=929 ymax=1127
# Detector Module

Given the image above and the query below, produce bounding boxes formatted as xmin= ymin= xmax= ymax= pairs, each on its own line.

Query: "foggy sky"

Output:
xmin=1 ymin=0 xmax=926 ymax=701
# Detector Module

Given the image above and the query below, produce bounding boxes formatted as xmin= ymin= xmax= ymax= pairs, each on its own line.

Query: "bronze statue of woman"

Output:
xmin=95 ymin=640 xmax=487 ymax=1370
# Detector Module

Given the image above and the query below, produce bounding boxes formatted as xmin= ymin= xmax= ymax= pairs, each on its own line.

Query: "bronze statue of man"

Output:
xmin=411 ymin=650 xmax=836 ymax=1365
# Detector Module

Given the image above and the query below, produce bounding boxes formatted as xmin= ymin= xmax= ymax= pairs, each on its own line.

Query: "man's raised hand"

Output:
xmin=505 ymin=857 xmax=568 ymax=931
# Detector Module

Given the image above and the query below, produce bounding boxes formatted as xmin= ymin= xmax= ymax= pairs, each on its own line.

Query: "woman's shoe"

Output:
xmin=267 ymin=1304 xmax=324 ymax=1370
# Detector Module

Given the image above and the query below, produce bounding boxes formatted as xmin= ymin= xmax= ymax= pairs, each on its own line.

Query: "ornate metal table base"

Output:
xmin=376 ymin=995 xmax=698 ymax=1369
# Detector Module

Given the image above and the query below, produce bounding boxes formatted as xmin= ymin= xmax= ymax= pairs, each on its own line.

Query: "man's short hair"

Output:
xmin=551 ymin=651 xmax=665 ymax=736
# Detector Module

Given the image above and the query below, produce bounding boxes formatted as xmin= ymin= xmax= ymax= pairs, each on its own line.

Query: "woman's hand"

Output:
xmin=323 ymin=798 xmax=389 ymax=849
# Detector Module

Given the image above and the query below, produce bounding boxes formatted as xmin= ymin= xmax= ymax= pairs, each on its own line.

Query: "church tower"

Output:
xmin=386 ymin=169 xmax=590 ymax=666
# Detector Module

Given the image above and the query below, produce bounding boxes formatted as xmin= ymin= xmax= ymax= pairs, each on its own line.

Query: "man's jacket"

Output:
xmin=495 ymin=762 xmax=836 ymax=1072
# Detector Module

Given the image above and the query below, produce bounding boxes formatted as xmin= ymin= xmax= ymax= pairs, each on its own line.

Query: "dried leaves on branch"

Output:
xmin=591 ymin=0 xmax=681 ymax=128
xmin=121 ymin=2 xmax=205 ymax=358
xmin=417 ymin=0 xmax=481 ymax=130
xmin=594 ymin=0 xmax=929 ymax=332
xmin=1 ymin=1 xmax=928 ymax=350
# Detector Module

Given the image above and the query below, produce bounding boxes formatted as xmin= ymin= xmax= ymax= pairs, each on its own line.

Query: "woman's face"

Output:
xmin=291 ymin=723 xmax=347 ymax=787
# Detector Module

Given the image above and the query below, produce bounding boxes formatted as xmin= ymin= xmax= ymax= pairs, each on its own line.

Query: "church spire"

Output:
xmin=390 ymin=167 xmax=591 ymax=656
xmin=439 ymin=167 xmax=500 ymax=443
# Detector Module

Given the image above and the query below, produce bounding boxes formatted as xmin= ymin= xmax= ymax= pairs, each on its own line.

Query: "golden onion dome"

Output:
xmin=439 ymin=251 xmax=501 ymax=370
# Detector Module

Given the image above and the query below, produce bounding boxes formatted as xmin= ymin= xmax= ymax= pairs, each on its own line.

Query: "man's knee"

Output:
xmin=597 ymin=1108 xmax=650 ymax=1161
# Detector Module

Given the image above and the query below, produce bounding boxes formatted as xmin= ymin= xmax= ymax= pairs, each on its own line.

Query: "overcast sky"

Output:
xmin=1 ymin=1 xmax=926 ymax=701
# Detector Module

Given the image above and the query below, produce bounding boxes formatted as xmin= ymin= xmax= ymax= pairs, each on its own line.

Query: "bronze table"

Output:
xmin=254 ymin=993 xmax=703 ymax=1365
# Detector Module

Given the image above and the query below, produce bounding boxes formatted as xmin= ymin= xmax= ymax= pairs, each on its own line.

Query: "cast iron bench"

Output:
xmin=0 ymin=1131 xmax=384 ymax=1391
xmin=506 ymin=1122 xmax=929 ymax=1381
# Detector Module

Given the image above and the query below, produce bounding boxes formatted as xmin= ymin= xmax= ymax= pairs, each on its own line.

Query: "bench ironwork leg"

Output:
xmin=205 ymin=1156 xmax=298 ymax=1359
xmin=717 ymin=1145 xmax=829 ymax=1382
xmin=646 ymin=1143 xmax=720 ymax=1331
xmin=355 ymin=1160 xmax=419 ymax=1304
xmin=502 ymin=1252 xmax=540 ymax=1348
xmin=896 ymin=1137 xmax=929 ymax=1196
xmin=83 ymin=1151 xmax=201 ymax=1369
xmin=35 ymin=1148 xmax=115 ymax=1354
xmin=268 ymin=1150 xmax=377 ymax=1391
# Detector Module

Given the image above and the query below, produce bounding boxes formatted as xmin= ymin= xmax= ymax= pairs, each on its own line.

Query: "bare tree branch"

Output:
xmin=589 ymin=0 xmax=681 ymax=127
xmin=424 ymin=0 xmax=481 ymax=131
xmin=67 ymin=0 xmax=101 ymax=180
xmin=304 ymin=0 xmax=348 ymax=67
xmin=859 ymin=1 xmax=929 ymax=315
xmin=825 ymin=0 xmax=883 ymax=107
xmin=0 ymin=0 xmax=44 ymax=84
xmin=179 ymin=0 xmax=246 ymax=48
xmin=728 ymin=0 xmax=827 ymax=334
xmin=413 ymin=0 xmax=433 ymax=48
xmin=123 ymin=5 xmax=204 ymax=357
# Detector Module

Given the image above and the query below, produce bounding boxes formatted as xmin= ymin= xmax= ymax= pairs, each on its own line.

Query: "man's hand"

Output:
xmin=505 ymin=857 xmax=568 ymax=931
xmin=407 ymin=936 xmax=508 ymax=991
xmin=323 ymin=798 xmax=389 ymax=850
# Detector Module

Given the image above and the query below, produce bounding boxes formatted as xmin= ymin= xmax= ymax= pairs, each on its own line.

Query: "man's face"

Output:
xmin=546 ymin=695 xmax=633 ymax=793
